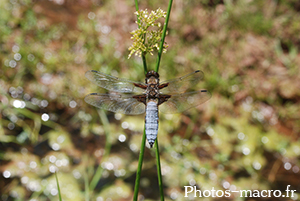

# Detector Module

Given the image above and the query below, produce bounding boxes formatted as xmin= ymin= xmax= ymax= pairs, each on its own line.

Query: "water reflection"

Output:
xmin=292 ymin=166 xmax=299 ymax=173
xmin=49 ymin=155 xmax=56 ymax=163
xmin=96 ymin=197 xmax=103 ymax=201
xmin=170 ymin=190 xmax=179 ymax=199
xmin=12 ymin=45 xmax=19 ymax=53
xmin=118 ymin=134 xmax=126 ymax=142
xmin=237 ymin=132 xmax=245 ymax=140
xmin=284 ymin=162 xmax=292 ymax=170
xmin=114 ymin=169 xmax=126 ymax=177
xmin=23 ymin=93 xmax=30 ymax=101
xmin=14 ymin=53 xmax=21 ymax=61
xmin=209 ymin=172 xmax=217 ymax=180
xmin=13 ymin=100 xmax=26 ymax=108
xmin=29 ymin=161 xmax=37 ymax=169
xmin=200 ymin=167 xmax=206 ymax=174
xmin=129 ymin=144 xmax=137 ymax=152
xmin=261 ymin=136 xmax=269 ymax=144
xmin=41 ymin=73 xmax=53 ymax=85
xmin=9 ymin=60 xmax=17 ymax=68
xmin=28 ymin=180 xmax=41 ymax=192
xmin=36 ymin=62 xmax=44 ymax=70
xmin=206 ymin=126 xmax=214 ymax=136
xmin=40 ymin=100 xmax=49 ymax=107
xmin=17 ymin=161 xmax=26 ymax=169
xmin=3 ymin=170 xmax=11 ymax=178
xmin=252 ymin=161 xmax=261 ymax=170
xmin=50 ymin=188 xmax=58 ymax=196
xmin=114 ymin=113 xmax=122 ymax=120
xmin=49 ymin=165 xmax=57 ymax=173
xmin=72 ymin=170 xmax=81 ymax=179
xmin=69 ymin=100 xmax=77 ymax=108
xmin=7 ymin=122 xmax=15 ymax=130
xmin=88 ymin=12 xmax=95 ymax=20
xmin=57 ymin=135 xmax=65 ymax=143
xmin=101 ymin=162 xmax=114 ymax=170
xmin=229 ymin=185 xmax=237 ymax=191
xmin=242 ymin=147 xmax=250 ymax=155
xmin=9 ymin=87 xmax=22 ymax=98
xmin=27 ymin=54 xmax=35 ymax=61
xmin=51 ymin=143 xmax=60 ymax=150
xmin=21 ymin=176 xmax=29 ymax=184
xmin=222 ymin=181 xmax=230 ymax=189
xmin=41 ymin=113 xmax=49 ymax=121
xmin=121 ymin=121 xmax=129 ymax=129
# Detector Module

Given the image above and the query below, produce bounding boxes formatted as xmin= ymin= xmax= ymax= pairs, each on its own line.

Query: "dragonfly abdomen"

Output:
xmin=145 ymin=100 xmax=159 ymax=148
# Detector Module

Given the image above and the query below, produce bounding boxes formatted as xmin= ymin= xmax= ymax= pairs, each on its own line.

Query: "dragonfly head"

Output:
xmin=145 ymin=71 xmax=159 ymax=84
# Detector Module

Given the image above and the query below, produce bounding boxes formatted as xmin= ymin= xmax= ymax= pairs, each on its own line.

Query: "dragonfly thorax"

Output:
xmin=146 ymin=84 xmax=159 ymax=99
xmin=145 ymin=71 xmax=160 ymax=100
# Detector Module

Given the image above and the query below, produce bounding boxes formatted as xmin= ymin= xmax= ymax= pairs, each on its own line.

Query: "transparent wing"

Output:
xmin=85 ymin=70 xmax=145 ymax=93
xmin=159 ymin=90 xmax=211 ymax=114
xmin=160 ymin=70 xmax=204 ymax=94
xmin=85 ymin=93 xmax=145 ymax=115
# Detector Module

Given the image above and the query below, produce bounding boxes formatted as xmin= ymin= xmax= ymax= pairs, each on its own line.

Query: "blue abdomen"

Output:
xmin=145 ymin=101 xmax=158 ymax=147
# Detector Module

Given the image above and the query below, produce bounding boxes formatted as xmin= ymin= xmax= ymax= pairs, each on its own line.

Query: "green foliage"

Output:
xmin=128 ymin=8 xmax=168 ymax=58
xmin=224 ymin=0 xmax=273 ymax=35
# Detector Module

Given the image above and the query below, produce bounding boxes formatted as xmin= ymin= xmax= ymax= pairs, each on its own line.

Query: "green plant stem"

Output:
xmin=134 ymin=0 xmax=140 ymax=22
xmin=133 ymin=128 xmax=147 ymax=201
xmin=55 ymin=172 xmax=62 ymax=201
xmin=155 ymin=0 xmax=173 ymax=72
xmin=89 ymin=110 xmax=112 ymax=191
xmin=155 ymin=139 xmax=164 ymax=201
xmin=133 ymin=0 xmax=148 ymax=200
xmin=84 ymin=168 xmax=90 ymax=201
xmin=142 ymin=53 xmax=148 ymax=74
xmin=153 ymin=1 xmax=173 ymax=200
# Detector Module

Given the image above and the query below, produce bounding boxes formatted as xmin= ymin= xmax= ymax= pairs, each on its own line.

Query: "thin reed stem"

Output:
xmin=155 ymin=0 xmax=173 ymax=72
xmin=154 ymin=1 xmax=173 ymax=200
xmin=89 ymin=110 xmax=112 ymax=191
xmin=133 ymin=129 xmax=147 ymax=201
xmin=55 ymin=172 xmax=62 ymax=201
xmin=133 ymin=0 xmax=148 ymax=200
xmin=155 ymin=139 xmax=164 ymax=201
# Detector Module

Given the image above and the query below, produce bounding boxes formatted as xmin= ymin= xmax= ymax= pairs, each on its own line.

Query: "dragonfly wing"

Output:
xmin=85 ymin=70 xmax=145 ymax=93
xmin=160 ymin=70 xmax=204 ymax=94
xmin=85 ymin=93 xmax=146 ymax=115
xmin=159 ymin=90 xmax=211 ymax=114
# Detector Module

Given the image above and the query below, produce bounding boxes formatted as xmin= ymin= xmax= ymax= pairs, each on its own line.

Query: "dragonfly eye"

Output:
xmin=146 ymin=70 xmax=159 ymax=79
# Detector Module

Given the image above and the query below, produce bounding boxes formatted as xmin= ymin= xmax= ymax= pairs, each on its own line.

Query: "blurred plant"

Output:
xmin=55 ymin=172 xmax=62 ymax=201
xmin=128 ymin=8 xmax=168 ymax=58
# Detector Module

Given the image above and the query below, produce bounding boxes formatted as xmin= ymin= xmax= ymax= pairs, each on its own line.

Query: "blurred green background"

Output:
xmin=1 ymin=0 xmax=300 ymax=200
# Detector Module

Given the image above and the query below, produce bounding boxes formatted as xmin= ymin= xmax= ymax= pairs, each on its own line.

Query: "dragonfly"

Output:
xmin=84 ymin=70 xmax=211 ymax=148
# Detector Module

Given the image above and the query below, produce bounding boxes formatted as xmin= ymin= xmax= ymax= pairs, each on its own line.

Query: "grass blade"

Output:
xmin=89 ymin=109 xmax=112 ymax=191
xmin=155 ymin=139 xmax=164 ymax=201
xmin=84 ymin=169 xmax=90 ymax=201
xmin=133 ymin=128 xmax=147 ymax=201
xmin=133 ymin=0 xmax=148 ymax=200
xmin=55 ymin=172 xmax=62 ymax=201
xmin=155 ymin=0 xmax=173 ymax=72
